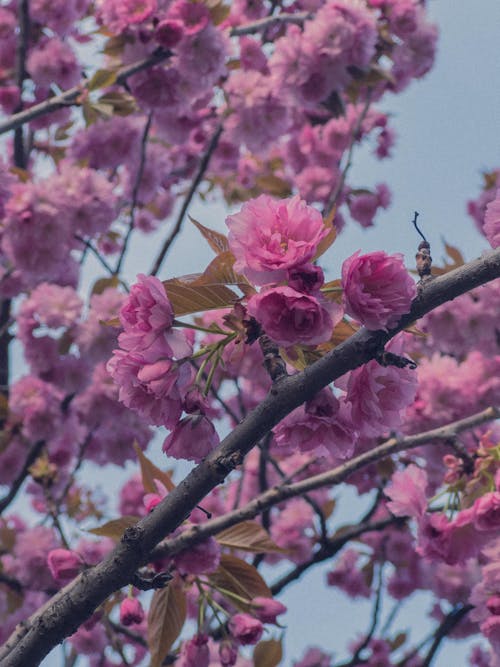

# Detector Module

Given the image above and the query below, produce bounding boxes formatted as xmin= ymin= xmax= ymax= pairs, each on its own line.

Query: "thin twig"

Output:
xmin=0 ymin=440 xmax=45 ymax=515
xmin=150 ymin=124 xmax=223 ymax=276
xmin=323 ymin=92 xmax=373 ymax=219
xmin=229 ymin=11 xmax=311 ymax=36
xmin=13 ymin=0 xmax=30 ymax=168
xmin=114 ymin=112 xmax=153 ymax=276
xmin=420 ymin=604 xmax=473 ymax=667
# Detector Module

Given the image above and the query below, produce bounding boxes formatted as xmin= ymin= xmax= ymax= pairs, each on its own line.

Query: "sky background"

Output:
xmin=19 ymin=0 xmax=500 ymax=664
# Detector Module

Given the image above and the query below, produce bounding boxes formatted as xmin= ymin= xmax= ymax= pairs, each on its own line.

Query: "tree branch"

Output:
xmin=1 ymin=249 xmax=499 ymax=666
xmin=229 ymin=11 xmax=311 ymax=36
xmin=0 ymin=49 xmax=171 ymax=136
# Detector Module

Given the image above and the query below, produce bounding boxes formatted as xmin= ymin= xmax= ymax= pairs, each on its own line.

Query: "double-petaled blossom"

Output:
xmin=247 ymin=286 xmax=341 ymax=347
xmin=107 ymin=275 xmax=194 ymax=429
xmin=342 ymin=250 xmax=416 ymax=330
xmin=162 ymin=413 xmax=219 ymax=462
xmin=226 ymin=195 xmax=329 ymax=286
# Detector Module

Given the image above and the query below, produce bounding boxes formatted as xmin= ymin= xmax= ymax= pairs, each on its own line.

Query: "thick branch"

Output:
xmin=0 ymin=49 xmax=171 ymax=136
xmin=1 ymin=250 xmax=499 ymax=666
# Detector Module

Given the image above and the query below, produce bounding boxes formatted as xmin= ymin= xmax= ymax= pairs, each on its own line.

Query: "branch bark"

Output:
xmin=1 ymin=248 xmax=499 ymax=666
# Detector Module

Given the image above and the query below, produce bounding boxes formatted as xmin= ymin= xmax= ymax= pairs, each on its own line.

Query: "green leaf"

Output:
xmin=163 ymin=275 xmax=238 ymax=317
xmin=148 ymin=579 xmax=187 ymax=667
xmin=216 ymin=521 xmax=287 ymax=554
xmin=86 ymin=68 xmax=117 ymax=92
xmin=209 ymin=554 xmax=272 ymax=609
xmin=87 ymin=516 xmax=140 ymax=540
xmin=253 ymin=639 xmax=283 ymax=667
xmin=133 ymin=442 xmax=175 ymax=495
xmin=189 ymin=215 xmax=230 ymax=255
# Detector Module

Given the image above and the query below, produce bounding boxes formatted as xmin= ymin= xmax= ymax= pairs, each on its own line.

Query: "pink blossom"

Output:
xmin=225 ymin=71 xmax=290 ymax=152
xmin=106 ymin=340 xmax=191 ymax=428
xmin=168 ymin=0 xmax=210 ymax=35
xmin=342 ymin=250 xmax=416 ymax=330
xmin=293 ymin=647 xmax=332 ymax=667
xmin=178 ymin=634 xmax=210 ymax=667
xmin=484 ymin=189 xmax=500 ymax=248
xmin=247 ymin=286 xmax=340 ymax=347
xmin=473 ymin=493 xmax=500 ymax=532
xmin=327 ymin=548 xmax=371 ymax=598
xmin=9 ymin=375 xmax=63 ymax=442
xmin=47 ymin=549 xmax=83 ymax=583
xmin=97 ymin=0 xmax=157 ymax=33
xmin=154 ymin=19 xmax=184 ymax=48
xmin=340 ymin=357 xmax=417 ymax=438
xmin=69 ymin=116 xmax=142 ymax=170
xmin=26 ymin=37 xmax=80 ymax=89
xmin=385 ymin=464 xmax=428 ymax=519
xmin=119 ymin=598 xmax=145 ymax=626
xmin=273 ymin=390 xmax=357 ymax=460
xmin=174 ymin=537 xmax=221 ymax=576
xmin=348 ymin=184 xmax=391 ymax=228
xmin=176 ymin=25 xmax=228 ymax=91
xmin=251 ymin=597 xmax=287 ymax=624
xmin=162 ymin=414 xmax=219 ymax=462
xmin=119 ymin=274 xmax=174 ymax=349
xmin=226 ymin=195 xmax=329 ymax=286
xmin=228 ymin=613 xmax=263 ymax=645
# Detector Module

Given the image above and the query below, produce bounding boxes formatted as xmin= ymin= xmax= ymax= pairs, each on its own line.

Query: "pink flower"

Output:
xmin=473 ymin=493 xmax=500 ymax=532
xmin=119 ymin=598 xmax=145 ymax=626
xmin=168 ymin=0 xmax=209 ymax=35
xmin=340 ymin=356 xmax=417 ymax=438
xmin=162 ymin=414 xmax=219 ymax=462
xmin=273 ymin=390 xmax=357 ymax=460
xmin=106 ymin=339 xmax=192 ymax=428
xmin=385 ymin=464 xmax=428 ymax=519
xmin=226 ymin=195 xmax=329 ymax=285
xmin=228 ymin=613 xmax=263 ymax=645
xmin=251 ymin=597 xmax=287 ymax=624
xmin=154 ymin=18 xmax=184 ymax=48
xmin=341 ymin=250 xmax=416 ymax=330
xmin=174 ymin=537 xmax=221 ymax=575
xmin=178 ymin=634 xmax=209 ymax=667
xmin=47 ymin=549 xmax=83 ymax=583
xmin=26 ymin=37 xmax=80 ymax=89
xmin=119 ymin=274 xmax=175 ymax=349
xmin=247 ymin=286 xmax=340 ymax=347
xmin=484 ymin=189 xmax=500 ymax=248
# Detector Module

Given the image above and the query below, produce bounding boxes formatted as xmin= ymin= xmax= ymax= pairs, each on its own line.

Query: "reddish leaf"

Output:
xmin=163 ymin=275 xmax=238 ymax=316
xmin=87 ymin=516 xmax=140 ymax=540
xmin=134 ymin=442 xmax=175 ymax=494
xmin=148 ymin=579 xmax=187 ymax=667
xmin=216 ymin=521 xmax=286 ymax=554
xmin=189 ymin=215 xmax=230 ymax=255
xmin=209 ymin=555 xmax=272 ymax=609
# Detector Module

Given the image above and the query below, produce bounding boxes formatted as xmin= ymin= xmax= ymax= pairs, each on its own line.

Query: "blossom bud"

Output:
xmin=119 ymin=598 xmax=145 ymax=626
xmin=228 ymin=613 xmax=263 ymax=645
xmin=251 ymin=596 xmax=287 ymax=624
xmin=47 ymin=548 xmax=83 ymax=583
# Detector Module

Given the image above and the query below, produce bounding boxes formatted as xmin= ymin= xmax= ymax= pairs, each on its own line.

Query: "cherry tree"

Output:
xmin=0 ymin=1 xmax=499 ymax=666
